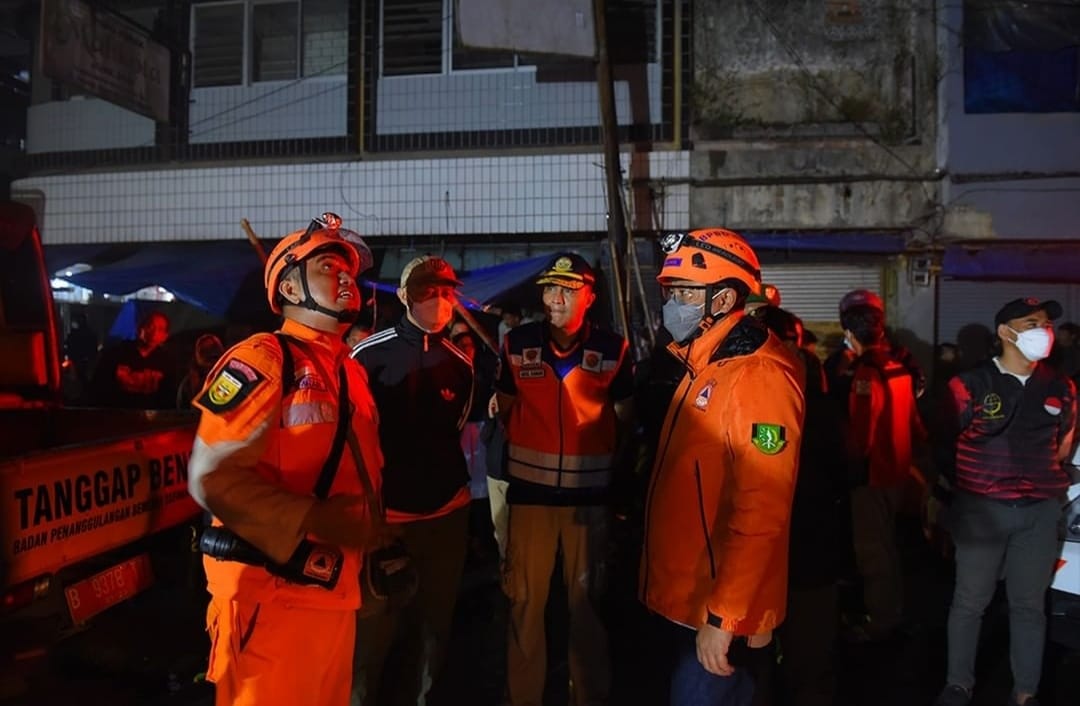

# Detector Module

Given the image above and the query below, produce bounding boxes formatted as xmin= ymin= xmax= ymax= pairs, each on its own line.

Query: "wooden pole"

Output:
xmin=594 ymin=0 xmax=630 ymax=341
xmin=240 ymin=219 xmax=268 ymax=265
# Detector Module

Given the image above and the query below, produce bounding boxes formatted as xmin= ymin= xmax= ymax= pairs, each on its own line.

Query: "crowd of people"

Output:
xmin=57 ymin=215 xmax=1080 ymax=706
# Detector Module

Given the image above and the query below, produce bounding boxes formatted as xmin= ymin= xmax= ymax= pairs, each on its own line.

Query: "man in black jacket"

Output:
xmin=350 ymin=256 xmax=475 ymax=706
xmin=935 ymin=297 xmax=1076 ymax=706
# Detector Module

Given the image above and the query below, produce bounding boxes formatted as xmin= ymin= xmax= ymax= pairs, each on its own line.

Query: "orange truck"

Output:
xmin=0 ymin=202 xmax=201 ymax=658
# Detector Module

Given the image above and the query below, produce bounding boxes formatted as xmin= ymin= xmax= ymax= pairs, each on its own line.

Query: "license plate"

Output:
xmin=64 ymin=554 xmax=155 ymax=625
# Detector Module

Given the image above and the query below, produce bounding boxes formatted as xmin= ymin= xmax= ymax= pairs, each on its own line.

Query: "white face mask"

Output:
xmin=1007 ymin=326 xmax=1054 ymax=362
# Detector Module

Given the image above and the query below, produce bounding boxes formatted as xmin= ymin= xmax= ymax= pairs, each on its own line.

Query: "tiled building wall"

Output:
xmin=14 ymin=151 xmax=690 ymax=244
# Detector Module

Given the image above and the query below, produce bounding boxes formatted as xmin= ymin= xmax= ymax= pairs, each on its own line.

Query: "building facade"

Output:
xmin=11 ymin=0 xmax=1080 ymax=358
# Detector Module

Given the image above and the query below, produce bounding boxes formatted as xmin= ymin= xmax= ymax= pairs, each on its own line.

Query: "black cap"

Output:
xmin=994 ymin=297 xmax=1063 ymax=326
xmin=536 ymin=252 xmax=596 ymax=290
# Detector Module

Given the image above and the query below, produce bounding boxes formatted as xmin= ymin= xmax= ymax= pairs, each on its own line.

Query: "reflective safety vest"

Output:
xmin=499 ymin=321 xmax=632 ymax=506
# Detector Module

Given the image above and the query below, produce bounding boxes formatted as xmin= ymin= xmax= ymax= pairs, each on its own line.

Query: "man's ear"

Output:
xmin=711 ymin=287 xmax=737 ymax=316
xmin=278 ymin=275 xmax=302 ymax=307
xmin=585 ymin=289 xmax=597 ymax=309
xmin=396 ymin=287 xmax=409 ymax=308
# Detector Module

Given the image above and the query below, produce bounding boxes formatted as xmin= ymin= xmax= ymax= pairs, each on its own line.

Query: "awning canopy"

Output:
xmin=743 ymin=231 xmax=909 ymax=254
xmin=942 ymin=241 xmax=1080 ymax=283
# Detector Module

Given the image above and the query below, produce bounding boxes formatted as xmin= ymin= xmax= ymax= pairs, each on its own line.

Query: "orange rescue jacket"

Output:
xmin=640 ymin=313 xmax=805 ymax=636
xmin=191 ymin=319 xmax=383 ymax=610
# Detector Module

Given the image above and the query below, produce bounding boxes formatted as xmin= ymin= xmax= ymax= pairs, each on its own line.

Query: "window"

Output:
xmin=382 ymin=0 xmax=443 ymax=76
xmin=252 ymin=3 xmax=298 ymax=82
xmin=963 ymin=0 xmax=1080 ymax=113
xmin=193 ymin=4 xmax=244 ymax=87
xmin=192 ymin=0 xmax=347 ymax=87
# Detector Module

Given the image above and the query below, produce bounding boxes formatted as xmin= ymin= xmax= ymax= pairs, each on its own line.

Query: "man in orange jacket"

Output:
xmin=640 ymin=229 xmax=805 ymax=706
xmin=188 ymin=213 xmax=388 ymax=706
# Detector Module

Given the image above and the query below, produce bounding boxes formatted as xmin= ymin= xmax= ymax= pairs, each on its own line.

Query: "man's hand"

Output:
xmin=302 ymin=494 xmax=394 ymax=550
xmin=696 ymin=622 xmax=735 ymax=676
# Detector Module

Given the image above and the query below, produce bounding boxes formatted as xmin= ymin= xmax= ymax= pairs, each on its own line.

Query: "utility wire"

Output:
xmin=746 ymin=0 xmax=947 ymax=242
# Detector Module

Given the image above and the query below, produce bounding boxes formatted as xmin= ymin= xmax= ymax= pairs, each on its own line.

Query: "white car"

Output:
xmin=1049 ymin=460 xmax=1080 ymax=649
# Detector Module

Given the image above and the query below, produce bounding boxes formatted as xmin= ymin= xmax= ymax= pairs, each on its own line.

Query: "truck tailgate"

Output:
xmin=2 ymin=426 xmax=199 ymax=588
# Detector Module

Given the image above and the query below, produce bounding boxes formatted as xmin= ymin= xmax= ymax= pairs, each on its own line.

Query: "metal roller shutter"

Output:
xmin=936 ymin=280 xmax=1080 ymax=345
xmin=759 ymin=263 xmax=883 ymax=323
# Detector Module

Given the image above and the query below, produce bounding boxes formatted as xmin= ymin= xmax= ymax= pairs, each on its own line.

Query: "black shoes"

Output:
xmin=934 ymin=684 xmax=971 ymax=706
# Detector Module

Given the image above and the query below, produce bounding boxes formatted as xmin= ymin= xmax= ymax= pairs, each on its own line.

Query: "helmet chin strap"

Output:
xmin=295 ymin=264 xmax=358 ymax=323
xmin=700 ymin=284 xmax=729 ymax=328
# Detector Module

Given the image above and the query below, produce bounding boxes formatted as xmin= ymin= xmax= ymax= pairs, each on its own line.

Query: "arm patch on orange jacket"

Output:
xmin=197 ymin=358 xmax=267 ymax=414
xmin=751 ymin=423 xmax=787 ymax=455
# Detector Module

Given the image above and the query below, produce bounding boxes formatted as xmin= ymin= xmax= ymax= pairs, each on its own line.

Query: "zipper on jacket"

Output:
xmin=695 ymin=462 xmax=716 ymax=579
xmin=641 ymin=377 xmax=694 ymax=599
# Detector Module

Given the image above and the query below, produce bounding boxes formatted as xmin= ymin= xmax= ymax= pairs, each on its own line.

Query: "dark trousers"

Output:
xmin=351 ymin=505 xmax=469 ymax=706
xmin=666 ymin=620 xmax=772 ymax=706
xmin=778 ymin=582 xmax=838 ymax=706
xmin=944 ymin=492 xmax=1060 ymax=698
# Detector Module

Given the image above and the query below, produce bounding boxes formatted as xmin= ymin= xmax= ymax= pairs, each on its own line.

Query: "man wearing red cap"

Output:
xmin=825 ymin=289 xmax=926 ymax=403
xmin=495 ymin=252 xmax=634 ymax=706
xmin=840 ymin=298 xmax=926 ymax=642
xmin=350 ymin=255 xmax=475 ymax=706
xmin=935 ymin=297 xmax=1076 ymax=706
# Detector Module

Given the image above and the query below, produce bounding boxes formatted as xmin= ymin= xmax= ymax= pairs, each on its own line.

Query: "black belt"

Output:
xmin=989 ymin=495 xmax=1047 ymax=508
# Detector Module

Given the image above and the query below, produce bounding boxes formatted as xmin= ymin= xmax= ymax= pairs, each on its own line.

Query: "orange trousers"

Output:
xmin=206 ymin=595 xmax=356 ymax=706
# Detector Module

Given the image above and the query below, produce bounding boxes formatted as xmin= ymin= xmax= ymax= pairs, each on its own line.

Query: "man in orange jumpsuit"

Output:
xmin=640 ymin=229 xmax=805 ymax=706
xmin=188 ymin=213 xmax=388 ymax=706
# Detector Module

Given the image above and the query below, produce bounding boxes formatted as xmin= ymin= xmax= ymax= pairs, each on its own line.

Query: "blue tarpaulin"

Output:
xmin=56 ymin=242 xmax=552 ymax=317
xmin=61 ymin=242 xmax=262 ymax=316
xmin=49 ymin=232 xmax=917 ymax=318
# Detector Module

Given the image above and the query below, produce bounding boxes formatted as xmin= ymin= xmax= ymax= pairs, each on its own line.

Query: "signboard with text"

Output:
xmin=3 ymin=427 xmax=200 ymax=588
xmin=40 ymin=0 xmax=171 ymax=122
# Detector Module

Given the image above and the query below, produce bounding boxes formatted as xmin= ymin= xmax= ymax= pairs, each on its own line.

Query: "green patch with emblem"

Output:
xmin=751 ymin=423 xmax=787 ymax=455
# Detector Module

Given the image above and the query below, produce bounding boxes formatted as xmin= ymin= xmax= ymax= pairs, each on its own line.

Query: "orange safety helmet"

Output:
xmin=263 ymin=212 xmax=373 ymax=315
xmin=657 ymin=228 xmax=761 ymax=291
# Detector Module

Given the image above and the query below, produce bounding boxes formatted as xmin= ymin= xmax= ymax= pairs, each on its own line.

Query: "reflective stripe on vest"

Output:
xmin=507 ymin=462 xmax=612 ymax=489
xmin=507 ymin=443 xmax=613 ymax=488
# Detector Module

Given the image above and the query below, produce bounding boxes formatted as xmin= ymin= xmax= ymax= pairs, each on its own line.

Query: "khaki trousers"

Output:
xmin=504 ymin=504 xmax=610 ymax=706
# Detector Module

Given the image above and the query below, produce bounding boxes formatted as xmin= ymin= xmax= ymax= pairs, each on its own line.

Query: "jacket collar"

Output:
xmin=280 ymin=318 xmax=348 ymax=364
xmin=396 ymin=314 xmax=448 ymax=345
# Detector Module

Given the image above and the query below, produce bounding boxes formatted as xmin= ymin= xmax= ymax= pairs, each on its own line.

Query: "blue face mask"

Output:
xmin=662 ymin=298 xmax=704 ymax=343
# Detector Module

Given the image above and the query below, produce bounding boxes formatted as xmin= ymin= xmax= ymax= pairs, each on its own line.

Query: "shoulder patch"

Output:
xmin=581 ymin=349 xmax=603 ymax=373
xmin=854 ymin=379 xmax=872 ymax=395
xmin=751 ymin=423 xmax=787 ymax=455
xmin=198 ymin=358 xmax=267 ymax=414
